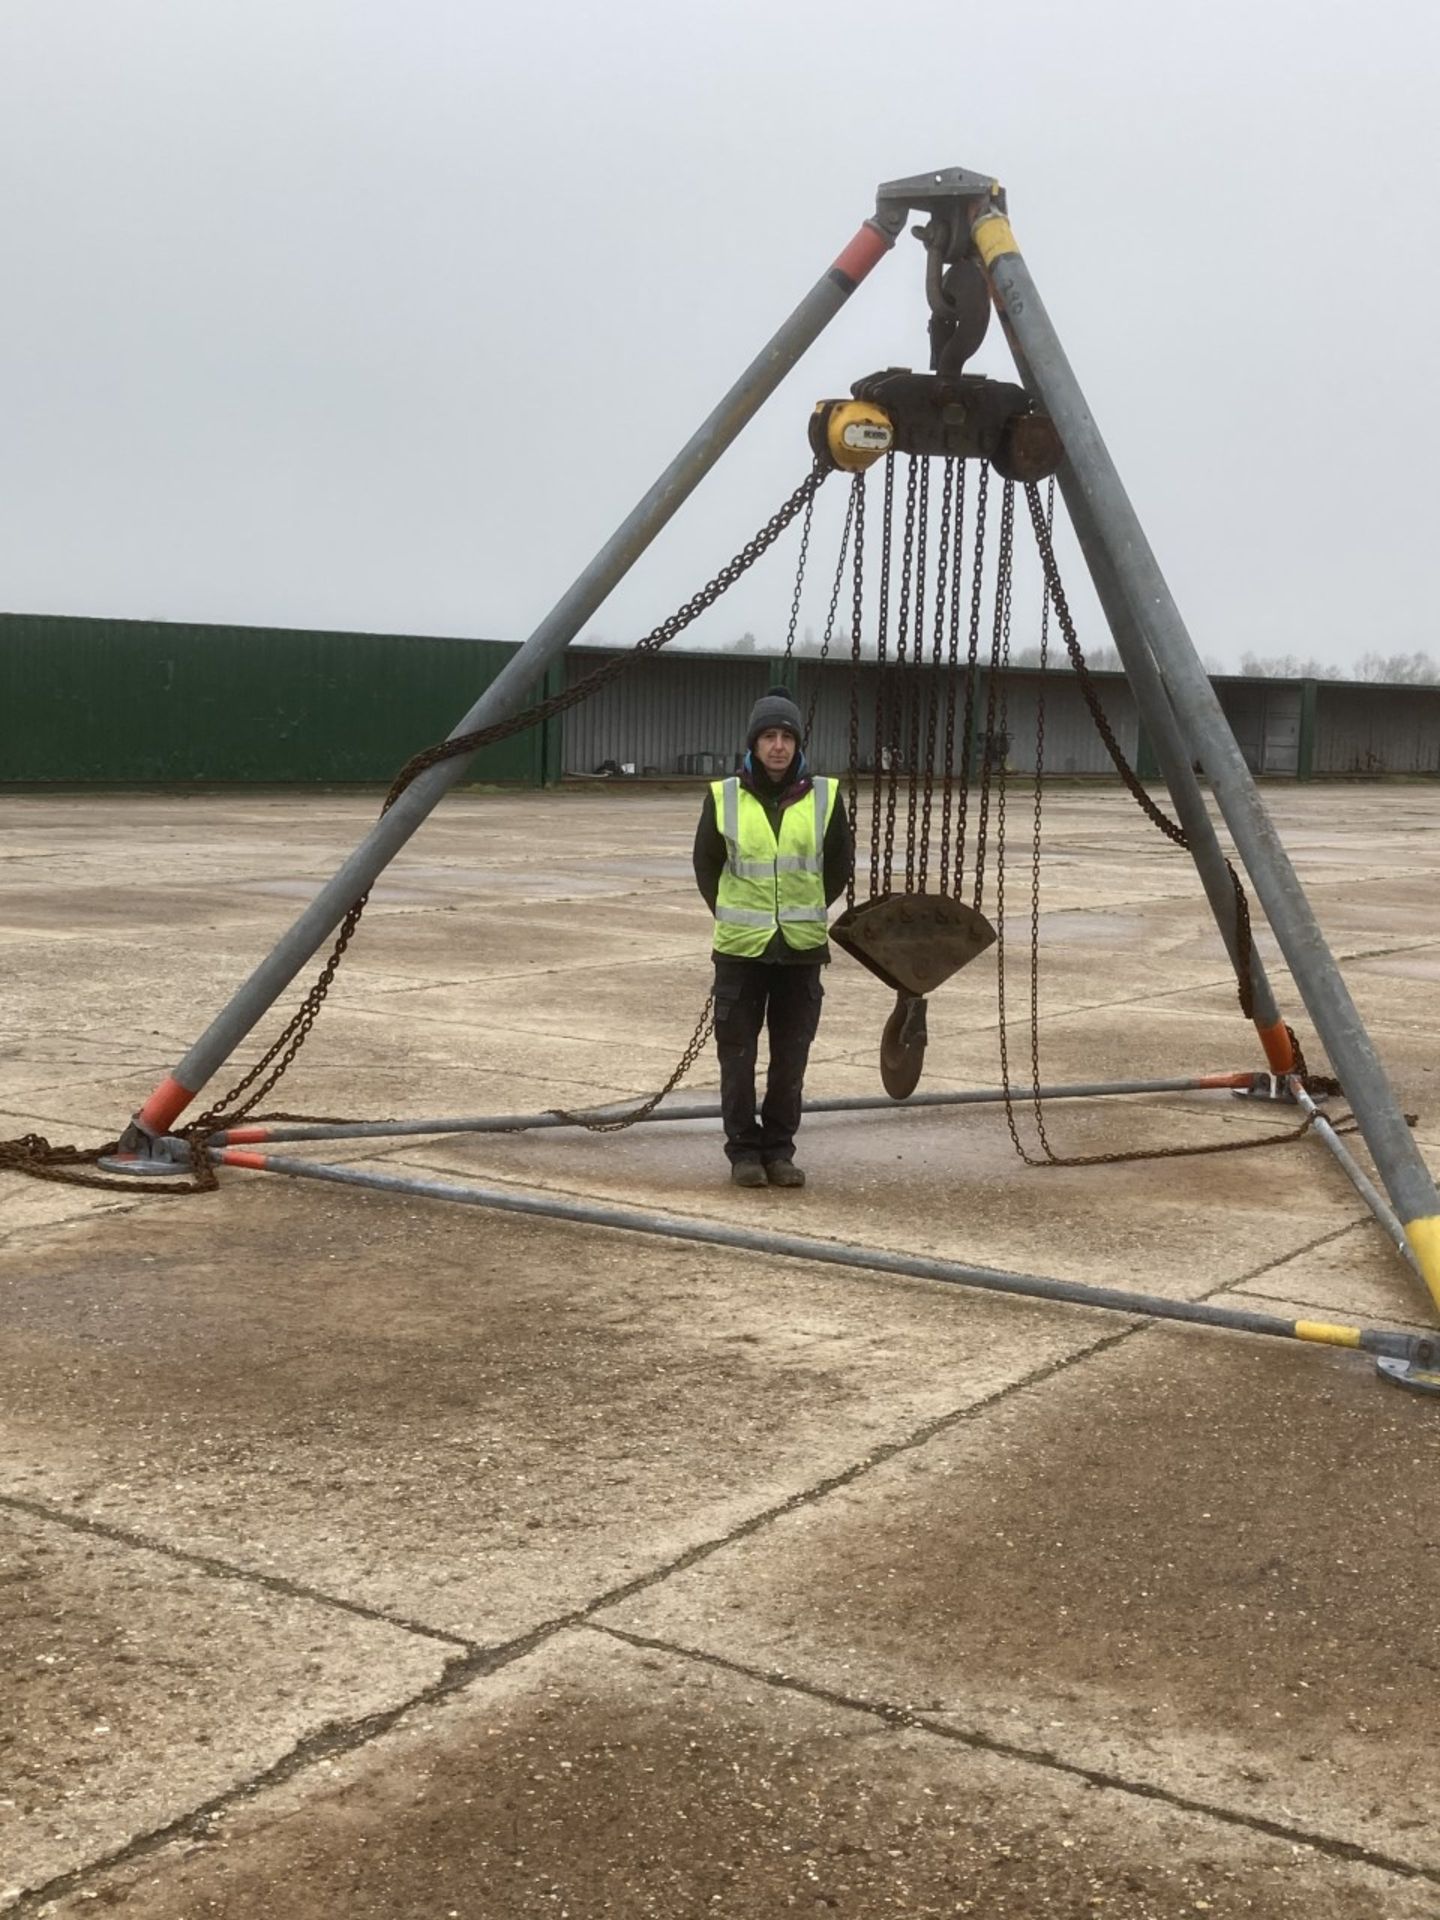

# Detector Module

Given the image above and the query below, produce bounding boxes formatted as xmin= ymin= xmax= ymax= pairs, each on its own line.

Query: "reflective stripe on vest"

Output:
xmin=711 ymin=775 xmax=837 ymax=957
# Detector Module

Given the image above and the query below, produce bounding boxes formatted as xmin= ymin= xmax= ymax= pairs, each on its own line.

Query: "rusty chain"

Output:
xmin=1018 ymin=481 xmax=1322 ymax=1077
xmin=883 ymin=456 xmax=919 ymax=897
xmin=192 ymin=463 xmax=829 ymax=1135
xmin=544 ymin=995 xmax=717 ymax=1132
xmin=781 ymin=488 xmax=816 ymax=662
xmin=936 ymin=459 xmax=966 ymax=895
xmin=801 ymin=478 xmax=857 ymax=742
xmin=846 ymin=473 xmax=867 ymax=912
xmin=994 ymin=479 xmax=1333 ymax=1166
xmin=903 ymin=459 xmax=931 ymax=892
xmin=970 ymin=475 xmax=1014 ymax=914
xmin=3 ymin=465 xmax=829 ymax=1190
xmin=868 ymin=454 xmax=896 ymax=899
xmin=917 ymin=457 xmax=955 ymax=891
xmin=951 ymin=459 xmax=989 ymax=895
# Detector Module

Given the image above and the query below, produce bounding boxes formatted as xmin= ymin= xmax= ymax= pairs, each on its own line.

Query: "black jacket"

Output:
xmin=692 ymin=754 xmax=853 ymax=965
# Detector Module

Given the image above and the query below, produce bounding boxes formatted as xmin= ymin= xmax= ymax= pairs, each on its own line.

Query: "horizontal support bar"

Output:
xmin=211 ymin=1148 xmax=1433 ymax=1372
xmin=1287 ymin=1076 xmax=1421 ymax=1273
xmin=213 ymin=1072 xmax=1263 ymax=1146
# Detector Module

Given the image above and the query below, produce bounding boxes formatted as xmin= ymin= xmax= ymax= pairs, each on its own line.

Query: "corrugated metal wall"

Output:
xmin=563 ymin=651 xmax=1138 ymax=779
xmin=7 ymin=614 xmax=1438 ymax=785
xmin=1215 ymin=680 xmax=1304 ymax=775
xmin=0 ymin=612 xmax=543 ymax=784
xmin=1313 ymin=683 xmax=1440 ymax=777
xmin=562 ymin=651 xmax=770 ymax=776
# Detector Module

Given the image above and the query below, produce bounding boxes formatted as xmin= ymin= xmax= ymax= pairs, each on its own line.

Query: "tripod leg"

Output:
xmin=121 ymin=214 xmax=903 ymax=1148
xmin=973 ymin=205 xmax=1440 ymax=1313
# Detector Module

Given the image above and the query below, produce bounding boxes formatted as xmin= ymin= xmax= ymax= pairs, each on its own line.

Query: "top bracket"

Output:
xmin=875 ymin=166 xmax=1004 ymax=232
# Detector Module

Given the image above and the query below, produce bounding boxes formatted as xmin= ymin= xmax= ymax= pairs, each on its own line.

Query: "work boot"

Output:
xmin=730 ymin=1158 xmax=767 ymax=1189
xmin=765 ymin=1160 xmax=806 ymax=1189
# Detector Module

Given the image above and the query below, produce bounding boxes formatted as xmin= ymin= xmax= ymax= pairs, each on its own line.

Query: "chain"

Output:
xmin=802 ymin=478 xmax=858 ymax=741
xmin=1026 ymin=479 xmax=1055 ymax=1155
xmin=547 ymin=995 xmax=716 ymax=1131
xmin=917 ymin=457 xmax=955 ymax=890
xmin=191 ymin=464 xmax=828 ymax=1134
xmin=882 ymin=457 xmax=919 ymax=897
xmin=1021 ymin=483 xmax=1184 ymax=849
xmin=846 ymin=473 xmax=866 ymax=911
xmin=995 ymin=479 xmax=1335 ymax=1165
xmin=951 ymin=460 xmax=989 ymax=894
xmin=868 ymin=454 xmax=896 ymax=899
xmin=0 ymin=1131 xmax=218 ymax=1195
xmin=971 ymin=477 xmax=1014 ymax=914
xmin=781 ymin=488 xmax=816 ymax=661
xmin=903 ymin=459 xmax=931 ymax=892
xmin=1020 ymin=482 xmax=1268 ymax=1031
xmin=937 ymin=460 xmax=966 ymax=895
xmin=6 ymin=466 xmax=829 ymax=1190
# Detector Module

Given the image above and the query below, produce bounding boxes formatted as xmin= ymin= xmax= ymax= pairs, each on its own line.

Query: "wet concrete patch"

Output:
xmin=604 ymin=1326 xmax=1440 ymax=1869
xmin=400 ymin=1084 xmax=1358 ymax=1300
xmin=4 ymin=783 xmax=1440 ymax=1910
xmin=0 ymin=1180 xmax=1108 ymax=1646
xmin=0 ymin=1505 xmax=449 ymax=1904
xmin=36 ymin=1630 xmax=1434 ymax=1920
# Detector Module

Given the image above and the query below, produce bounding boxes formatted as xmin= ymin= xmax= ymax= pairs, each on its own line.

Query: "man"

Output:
xmin=692 ymin=684 xmax=853 ymax=1189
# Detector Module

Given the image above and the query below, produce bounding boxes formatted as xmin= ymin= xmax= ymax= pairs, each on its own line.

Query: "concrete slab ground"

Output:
xmin=2 ymin=783 xmax=1439 ymax=1916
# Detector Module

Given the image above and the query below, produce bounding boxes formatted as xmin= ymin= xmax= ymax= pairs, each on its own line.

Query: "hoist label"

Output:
xmin=841 ymin=421 xmax=892 ymax=451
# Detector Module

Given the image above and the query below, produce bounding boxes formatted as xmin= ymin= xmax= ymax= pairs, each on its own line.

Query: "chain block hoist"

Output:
xmin=803 ymin=228 xmax=1063 ymax=1098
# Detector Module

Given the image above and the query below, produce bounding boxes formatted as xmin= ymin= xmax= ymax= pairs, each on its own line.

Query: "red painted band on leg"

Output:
xmin=1256 ymin=1020 xmax=1298 ymax=1073
xmin=136 ymin=1074 xmax=197 ymax=1134
xmin=831 ymin=222 xmax=892 ymax=286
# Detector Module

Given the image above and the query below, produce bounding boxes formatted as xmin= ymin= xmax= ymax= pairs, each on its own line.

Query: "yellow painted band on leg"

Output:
xmin=972 ymin=212 xmax=1019 ymax=268
xmin=1294 ymin=1321 xmax=1363 ymax=1350
xmin=1403 ymin=1215 xmax=1440 ymax=1311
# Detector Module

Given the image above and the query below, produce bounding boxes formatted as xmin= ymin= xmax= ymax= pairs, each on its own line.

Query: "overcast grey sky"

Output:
xmin=1 ymin=0 xmax=1436 ymax=671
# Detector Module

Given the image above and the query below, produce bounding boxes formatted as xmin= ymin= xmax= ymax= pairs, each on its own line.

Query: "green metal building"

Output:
xmin=0 ymin=612 xmax=559 ymax=786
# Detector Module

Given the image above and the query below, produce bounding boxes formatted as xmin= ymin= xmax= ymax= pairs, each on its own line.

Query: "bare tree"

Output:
xmin=1238 ymin=652 xmax=1343 ymax=679
xmin=1354 ymin=649 xmax=1440 ymax=684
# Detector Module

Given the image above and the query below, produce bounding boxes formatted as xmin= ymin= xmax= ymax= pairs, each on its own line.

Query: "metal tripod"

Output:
xmin=109 ymin=164 xmax=1440 ymax=1347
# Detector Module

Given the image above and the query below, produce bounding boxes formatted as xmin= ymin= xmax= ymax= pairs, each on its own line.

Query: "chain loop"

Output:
xmin=7 ymin=467 xmax=829 ymax=1187
xmin=868 ymin=454 xmax=896 ymax=898
xmin=951 ymin=460 xmax=989 ymax=894
xmin=846 ymin=473 xmax=866 ymax=911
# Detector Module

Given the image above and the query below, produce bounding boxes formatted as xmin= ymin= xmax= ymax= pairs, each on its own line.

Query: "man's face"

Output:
xmin=755 ymin=726 xmax=797 ymax=777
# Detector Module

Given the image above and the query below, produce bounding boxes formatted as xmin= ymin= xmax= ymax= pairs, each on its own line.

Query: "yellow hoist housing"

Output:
xmin=810 ymin=399 xmax=894 ymax=473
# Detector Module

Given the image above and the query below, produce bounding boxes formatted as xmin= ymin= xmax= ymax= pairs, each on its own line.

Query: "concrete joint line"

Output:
xmin=5 ymin=1638 xmax=503 ymax=1919
xmin=4 ymin=1331 xmax=1142 ymax=1913
xmin=1199 ymin=1220 xmax=1361 ymax=1295
xmin=0 ymin=1491 xmax=472 ymax=1650
xmin=592 ymin=1624 xmax=1440 ymax=1889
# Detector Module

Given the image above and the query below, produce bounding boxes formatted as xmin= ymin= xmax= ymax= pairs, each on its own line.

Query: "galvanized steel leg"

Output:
xmin=1045 ymin=457 xmax=1296 ymax=1069
xmin=971 ymin=204 xmax=1440 ymax=1314
xmin=212 ymin=1145 xmax=1436 ymax=1376
xmin=122 ymin=213 xmax=904 ymax=1145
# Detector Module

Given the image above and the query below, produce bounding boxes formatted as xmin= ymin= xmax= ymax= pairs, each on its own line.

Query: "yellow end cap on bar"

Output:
xmin=1403 ymin=1215 xmax=1440 ymax=1309
xmin=972 ymin=212 xmax=1019 ymax=268
xmin=1294 ymin=1320 xmax=1363 ymax=1350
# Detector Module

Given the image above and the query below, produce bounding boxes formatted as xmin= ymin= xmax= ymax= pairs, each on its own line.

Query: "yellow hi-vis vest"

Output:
xmin=711 ymin=775 xmax=838 ymax=958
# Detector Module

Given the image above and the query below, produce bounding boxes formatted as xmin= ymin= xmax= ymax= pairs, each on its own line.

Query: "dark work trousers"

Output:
xmin=712 ymin=957 xmax=825 ymax=1165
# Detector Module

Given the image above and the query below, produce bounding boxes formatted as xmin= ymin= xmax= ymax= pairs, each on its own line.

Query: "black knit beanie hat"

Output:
xmin=746 ymin=684 xmax=803 ymax=749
